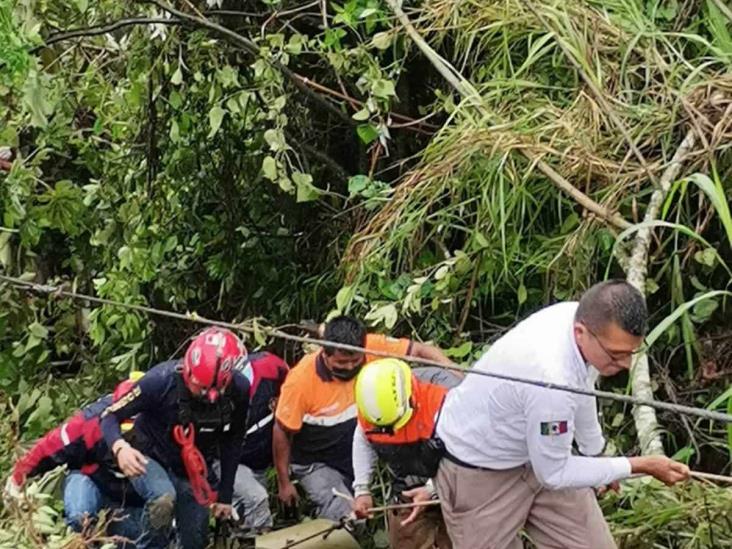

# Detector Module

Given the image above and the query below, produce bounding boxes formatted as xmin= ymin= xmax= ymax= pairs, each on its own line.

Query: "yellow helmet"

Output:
xmin=355 ymin=358 xmax=414 ymax=431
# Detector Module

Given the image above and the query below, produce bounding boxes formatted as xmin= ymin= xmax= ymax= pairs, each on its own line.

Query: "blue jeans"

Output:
xmin=63 ymin=471 xmax=143 ymax=547
xmin=128 ymin=457 xmax=210 ymax=549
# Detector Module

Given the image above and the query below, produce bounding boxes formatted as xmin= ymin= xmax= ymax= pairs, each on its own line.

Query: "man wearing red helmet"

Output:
xmin=100 ymin=327 xmax=251 ymax=549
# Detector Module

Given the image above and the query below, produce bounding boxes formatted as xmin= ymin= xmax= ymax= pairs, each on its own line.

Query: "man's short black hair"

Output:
xmin=323 ymin=315 xmax=367 ymax=355
xmin=575 ymin=280 xmax=648 ymax=337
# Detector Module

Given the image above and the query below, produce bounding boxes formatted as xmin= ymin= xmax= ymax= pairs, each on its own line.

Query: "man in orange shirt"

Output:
xmin=273 ymin=315 xmax=451 ymax=522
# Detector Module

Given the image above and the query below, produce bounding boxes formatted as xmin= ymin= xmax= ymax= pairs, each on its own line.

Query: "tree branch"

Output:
xmin=40 ymin=18 xmax=182 ymax=49
xmin=626 ymin=128 xmax=697 ymax=456
xmin=148 ymin=0 xmax=355 ymax=126
xmin=384 ymin=0 xmax=631 ymax=230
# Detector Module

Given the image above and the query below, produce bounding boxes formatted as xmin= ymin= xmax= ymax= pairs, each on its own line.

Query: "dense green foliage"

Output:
xmin=1 ymin=0 xmax=732 ymax=546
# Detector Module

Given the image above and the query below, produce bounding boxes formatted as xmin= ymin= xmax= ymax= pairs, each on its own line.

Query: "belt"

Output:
xmin=444 ymin=451 xmax=495 ymax=471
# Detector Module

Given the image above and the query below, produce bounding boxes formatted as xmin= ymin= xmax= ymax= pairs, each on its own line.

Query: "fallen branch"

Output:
xmin=384 ymin=0 xmax=630 ymax=230
xmin=626 ymin=129 xmax=697 ymax=456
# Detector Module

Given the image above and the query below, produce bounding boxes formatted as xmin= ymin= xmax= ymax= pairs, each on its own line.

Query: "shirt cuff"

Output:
xmin=353 ymin=484 xmax=371 ymax=497
xmin=606 ymin=457 xmax=632 ymax=482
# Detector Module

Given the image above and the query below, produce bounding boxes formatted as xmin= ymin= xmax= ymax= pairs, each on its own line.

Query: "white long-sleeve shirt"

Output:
xmin=436 ymin=302 xmax=631 ymax=490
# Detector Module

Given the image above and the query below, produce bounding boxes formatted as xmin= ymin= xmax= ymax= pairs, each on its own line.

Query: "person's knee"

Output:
xmin=63 ymin=474 xmax=101 ymax=532
xmin=321 ymin=495 xmax=353 ymax=522
xmin=146 ymin=492 xmax=176 ymax=530
xmin=248 ymin=497 xmax=274 ymax=529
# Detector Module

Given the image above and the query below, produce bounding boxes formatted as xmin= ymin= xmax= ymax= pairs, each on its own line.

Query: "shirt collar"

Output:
xmin=568 ymin=320 xmax=590 ymax=384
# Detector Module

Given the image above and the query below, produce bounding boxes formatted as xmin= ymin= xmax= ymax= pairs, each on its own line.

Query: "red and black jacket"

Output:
xmin=11 ymin=396 xmax=142 ymax=506
xmin=237 ymin=351 xmax=289 ymax=471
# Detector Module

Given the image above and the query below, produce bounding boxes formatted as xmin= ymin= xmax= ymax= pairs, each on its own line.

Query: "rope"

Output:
xmin=2 ymin=274 xmax=732 ymax=424
xmin=172 ymin=423 xmax=218 ymax=506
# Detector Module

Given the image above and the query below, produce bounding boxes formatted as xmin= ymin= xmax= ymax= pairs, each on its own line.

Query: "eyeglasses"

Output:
xmin=584 ymin=325 xmax=648 ymax=364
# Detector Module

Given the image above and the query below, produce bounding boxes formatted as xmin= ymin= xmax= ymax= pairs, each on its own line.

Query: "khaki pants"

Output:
xmin=435 ymin=459 xmax=615 ymax=549
xmin=387 ymin=505 xmax=452 ymax=549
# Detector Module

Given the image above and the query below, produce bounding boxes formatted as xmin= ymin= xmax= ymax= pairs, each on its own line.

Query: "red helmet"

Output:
xmin=183 ymin=327 xmax=247 ymax=403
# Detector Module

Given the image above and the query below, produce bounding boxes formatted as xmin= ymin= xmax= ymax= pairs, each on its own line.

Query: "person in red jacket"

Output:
xmin=4 ymin=374 xmax=143 ymax=545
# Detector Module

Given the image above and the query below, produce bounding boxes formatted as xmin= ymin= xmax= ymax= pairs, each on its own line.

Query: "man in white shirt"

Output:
xmin=435 ymin=280 xmax=690 ymax=549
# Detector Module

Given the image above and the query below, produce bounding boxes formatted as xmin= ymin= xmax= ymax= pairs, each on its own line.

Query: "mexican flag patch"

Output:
xmin=540 ymin=421 xmax=568 ymax=436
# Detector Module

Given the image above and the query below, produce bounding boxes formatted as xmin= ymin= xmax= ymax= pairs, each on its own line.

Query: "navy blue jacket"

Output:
xmin=101 ymin=361 xmax=250 ymax=504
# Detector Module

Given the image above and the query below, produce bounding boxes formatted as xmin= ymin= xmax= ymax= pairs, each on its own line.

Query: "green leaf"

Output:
xmin=118 ymin=245 xmax=132 ymax=269
xmin=264 ymin=129 xmax=287 ymax=152
xmin=694 ymin=248 xmax=716 ymax=267
xmin=359 ymin=7 xmax=379 ymax=18
xmin=216 ymin=65 xmax=239 ymax=88
xmin=671 ymin=446 xmax=695 ymax=463
xmin=226 ymin=97 xmax=240 ymax=114
xmin=352 ymin=108 xmax=371 ymax=121
xmin=706 ymin=0 xmax=732 ymax=55
xmin=446 ymin=340 xmax=473 ymax=359
xmin=26 ymin=395 xmax=53 ymax=426
xmin=22 ymin=71 xmax=53 ymax=127
xmin=517 ymin=284 xmax=527 ymax=305
xmin=356 ymin=124 xmax=379 ymax=145
xmin=169 ymin=90 xmax=182 ymax=109
xmin=169 ymin=119 xmax=180 ymax=143
xmin=371 ymin=79 xmax=396 ymax=98
xmin=348 ymin=175 xmax=370 ymax=195
xmin=277 ymin=176 xmax=294 ymax=193
xmin=293 ymin=171 xmax=320 ymax=202
xmin=335 ymin=285 xmax=355 ymax=311
xmin=691 ymin=298 xmax=718 ymax=323
xmin=28 ymin=321 xmax=48 ymax=339
xmin=262 ymin=156 xmax=278 ymax=180
xmin=207 ymin=106 xmax=226 ymax=138
xmin=171 ymin=66 xmax=183 ymax=86
xmin=646 ymin=290 xmax=732 ymax=347
xmin=474 ymin=231 xmax=489 ymax=249
xmin=684 ymin=173 xmax=732 ymax=245
xmin=365 ymin=303 xmax=398 ymax=329
xmin=74 ymin=0 xmax=89 ymax=12
xmin=372 ymin=32 xmax=392 ymax=50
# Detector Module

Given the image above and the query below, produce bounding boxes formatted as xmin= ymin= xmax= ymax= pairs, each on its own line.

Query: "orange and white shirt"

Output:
xmin=275 ymin=334 xmax=412 ymax=478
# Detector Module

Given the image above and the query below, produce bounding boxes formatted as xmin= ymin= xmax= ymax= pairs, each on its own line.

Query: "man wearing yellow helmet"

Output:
xmin=351 ymin=358 xmax=461 ymax=549
xmin=274 ymin=316 xmax=451 ymax=523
